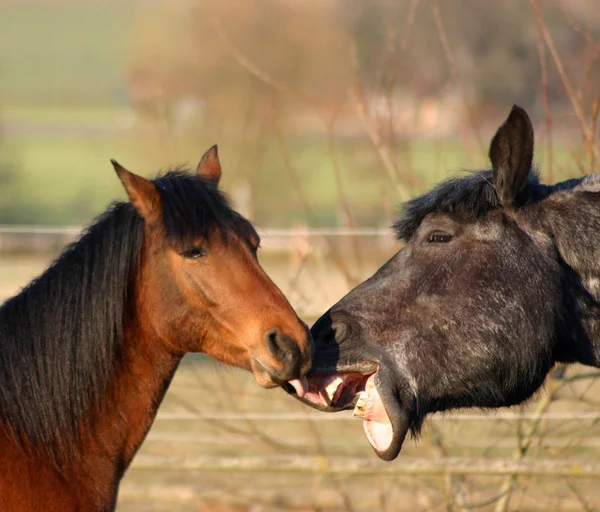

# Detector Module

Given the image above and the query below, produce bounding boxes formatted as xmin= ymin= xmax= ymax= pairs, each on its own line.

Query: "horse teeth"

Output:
xmin=322 ymin=376 xmax=344 ymax=405
xmin=352 ymin=391 xmax=369 ymax=419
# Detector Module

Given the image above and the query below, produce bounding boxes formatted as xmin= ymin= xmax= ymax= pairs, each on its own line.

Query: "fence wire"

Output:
xmin=1 ymin=225 xmax=600 ymax=511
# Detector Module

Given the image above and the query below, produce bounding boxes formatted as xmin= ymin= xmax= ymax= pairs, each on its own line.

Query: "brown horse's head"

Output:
xmin=112 ymin=147 xmax=312 ymax=391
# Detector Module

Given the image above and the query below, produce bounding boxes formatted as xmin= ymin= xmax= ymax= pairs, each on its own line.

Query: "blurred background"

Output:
xmin=2 ymin=0 xmax=600 ymax=510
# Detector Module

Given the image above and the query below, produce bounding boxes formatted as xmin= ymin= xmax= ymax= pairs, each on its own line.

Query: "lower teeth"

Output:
xmin=352 ymin=391 xmax=369 ymax=419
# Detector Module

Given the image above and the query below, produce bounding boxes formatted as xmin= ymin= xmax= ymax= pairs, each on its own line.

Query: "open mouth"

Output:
xmin=285 ymin=367 xmax=411 ymax=461
xmin=302 ymin=372 xmax=372 ymax=409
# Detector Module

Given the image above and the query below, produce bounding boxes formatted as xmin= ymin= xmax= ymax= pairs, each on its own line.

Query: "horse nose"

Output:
xmin=265 ymin=328 xmax=312 ymax=380
xmin=311 ymin=310 xmax=353 ymax=345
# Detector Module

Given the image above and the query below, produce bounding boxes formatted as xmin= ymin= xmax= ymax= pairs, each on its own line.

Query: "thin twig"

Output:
xmin=425 ymin=421 xmax=468 ymax=511
xmin=558 ymin=0 xmax=600 ymax=54
xmin=384 ymin=0 xmax=422 ymax=185
xmin=430 ymin=0 xmax=485 ymax=157
xmin=530 ymin=0 xmax=554 ymax=183
xmin=494 ymin=370 xmax=561 ymax=512
xmin=324 ymin=114 xmax=365 ymax=275
xmin=270 ymin=106 xmax=359 ymax=286
xmin=211 ymin=18 xmax=319 ymax=108
xmin=304 ymin=414 xmax=355 ymax=512
xmin=535 ymin=9 xmax=600 ymax=166
xmin=349 ymin=43 xmax=412 ymax=201
xmin=564 ymin=478 xmax=595 ymax=512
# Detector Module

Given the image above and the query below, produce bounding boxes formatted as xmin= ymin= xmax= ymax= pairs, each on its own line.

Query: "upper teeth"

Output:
xmin=321 ymin=376 xmax=344 ymax=405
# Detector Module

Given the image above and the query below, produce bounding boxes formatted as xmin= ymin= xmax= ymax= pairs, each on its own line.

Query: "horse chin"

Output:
xmin=368 ymin=369 xmax=411 ymax=461
xmin=284 ymin=364 xmax=411 ymax=461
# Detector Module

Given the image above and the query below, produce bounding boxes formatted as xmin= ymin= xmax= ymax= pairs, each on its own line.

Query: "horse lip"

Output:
xmin=250 ymin=356 xmax=291 ymax=389
xmin=370 ymin=370 xmax=411 ymax=461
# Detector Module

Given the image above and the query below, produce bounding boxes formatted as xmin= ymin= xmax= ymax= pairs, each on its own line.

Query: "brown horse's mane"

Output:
xmin=393 ymin=169 xmax=548 ymax=241
xmin=0 ymin=169 xmax=254 ymax=459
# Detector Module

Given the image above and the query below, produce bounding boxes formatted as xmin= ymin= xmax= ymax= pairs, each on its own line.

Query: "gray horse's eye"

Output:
xmin=427 ymin=232 xmax=453 ymax=244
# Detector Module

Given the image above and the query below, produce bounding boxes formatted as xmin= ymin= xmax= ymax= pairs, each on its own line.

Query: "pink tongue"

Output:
xmin=361 ymin=375 xmax=394 ymax=452
xmin=288 ymin=377 xmax=309 ymax=398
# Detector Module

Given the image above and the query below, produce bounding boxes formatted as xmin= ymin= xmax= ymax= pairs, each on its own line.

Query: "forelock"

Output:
xmin=153 ymin=170 xmax=251 ymax=248
xmin=393 ymin=170 xmax=541 ymax=240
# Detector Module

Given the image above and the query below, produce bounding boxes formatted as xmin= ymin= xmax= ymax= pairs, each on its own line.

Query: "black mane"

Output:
xmin=393 ymin=169 xmax=545 ymax=240
xmin=0 ymin=170 xmax=247 ymax=457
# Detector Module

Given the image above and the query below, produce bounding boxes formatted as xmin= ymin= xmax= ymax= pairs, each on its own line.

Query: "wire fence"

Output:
xmin=154 ymin=411 xmax=600 ymax=422
xmin=2 ymin=226 xmax=600 ymax=511
xmin=0 ymin=225 xmax=389 ymax=237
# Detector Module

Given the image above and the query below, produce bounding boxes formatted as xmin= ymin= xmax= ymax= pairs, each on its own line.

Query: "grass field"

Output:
xmin=0 ymin=3 xmax=134 ymax=104
xmin=0 ymin=0 xmax=594 ymax=230
xmin=0 ymin=0 xmax=588 ymax=229
xmin=1 ymin=105 xmax=588 ymax=228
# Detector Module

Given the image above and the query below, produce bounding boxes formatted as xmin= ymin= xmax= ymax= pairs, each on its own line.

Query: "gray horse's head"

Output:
xmin=287 ymin=106 xmax=600 ymax=460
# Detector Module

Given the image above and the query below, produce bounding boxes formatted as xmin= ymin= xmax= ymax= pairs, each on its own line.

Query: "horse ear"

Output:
xmin=489 ymin=105 xmax=534 ymax=207
xmin=111 ymin=160 xmax=161 ymax=224
xmin=196 ymin=145 xmax=222 ymax=184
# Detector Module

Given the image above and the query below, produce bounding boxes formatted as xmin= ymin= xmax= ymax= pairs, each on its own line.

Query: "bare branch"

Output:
xmin=430 ymin=0 xmax=485 ymax=157
xmin=530 ymin=0 xmax=555 ymax=183
xmin=211 ymin=18 xmax=318 ymax=107
xmin=350 ymin=43 xmax=412 ymax=202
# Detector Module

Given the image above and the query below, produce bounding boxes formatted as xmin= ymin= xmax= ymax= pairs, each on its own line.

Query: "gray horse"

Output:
xmin=287 ymin=106 xmax=600 ymax=461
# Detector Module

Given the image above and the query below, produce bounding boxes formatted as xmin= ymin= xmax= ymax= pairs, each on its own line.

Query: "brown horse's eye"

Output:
xmin=427 ymin=232 xmax=452 ymax=244
xmin=180 ymin=246 xmax=207 ymax=259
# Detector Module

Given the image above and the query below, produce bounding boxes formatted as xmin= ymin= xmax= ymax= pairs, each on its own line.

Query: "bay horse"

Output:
xmin=0 ymin=146 xmax=312 ymax=510
xmin=289 ymin=105 xmax=600 ymax=461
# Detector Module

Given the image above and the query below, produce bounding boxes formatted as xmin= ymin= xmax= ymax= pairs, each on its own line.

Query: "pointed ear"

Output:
xmin=111 ymin=160 xmax=161 ymax=224
xmin=489 ymin=105 xmax=534 ymax=207
xmin=196 ymin=145 xmax=222 ymax=184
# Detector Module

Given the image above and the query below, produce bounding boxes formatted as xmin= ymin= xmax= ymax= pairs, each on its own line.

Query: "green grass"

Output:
xmin=0 ymin=2 xmax=590 ymax=228
xmin=2 ymin=122 xmax=582 ymax=227
xmin=1 ymin=104 xmax=125 ymax=126
xmin=0 ymin=4 xmax=134 ymax=104
xmin=3 ymin=136 xmax=138 ymax=223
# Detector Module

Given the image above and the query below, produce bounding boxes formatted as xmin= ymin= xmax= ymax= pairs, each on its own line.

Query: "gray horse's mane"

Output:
xmin=393 ymin=169 xmax=548 ymax=241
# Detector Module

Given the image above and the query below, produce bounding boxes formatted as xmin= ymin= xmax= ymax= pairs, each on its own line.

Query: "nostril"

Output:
xmin=332 ymin=321 xmax=350 ymax=344
xmin=266 ymin=329 xmax=283 ymax=360
xmin=264 ymin=329 xmax=307 ymax=380
xmin=311 ymin=311 xmax=354 ymax=345
xmin=266 ymin=329 xmax=301 ymax=363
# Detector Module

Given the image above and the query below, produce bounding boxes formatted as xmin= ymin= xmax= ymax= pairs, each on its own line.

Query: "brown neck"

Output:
xmin=104 ymin=324 xmax=183 ymax=469
xmin=95 ymin=247 xmax=185 ymax=472
xmin=68 ymin=322 xmax=183 ymax=508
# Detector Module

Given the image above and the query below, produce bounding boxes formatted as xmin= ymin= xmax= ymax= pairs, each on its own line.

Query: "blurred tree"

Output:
xmin=341 ymin=0 xmax=600 ymax=111
xmin=129 ymin=0 xmax=353 ymax=131
xmin=131 ymin=0 xmax=600 ymax=129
